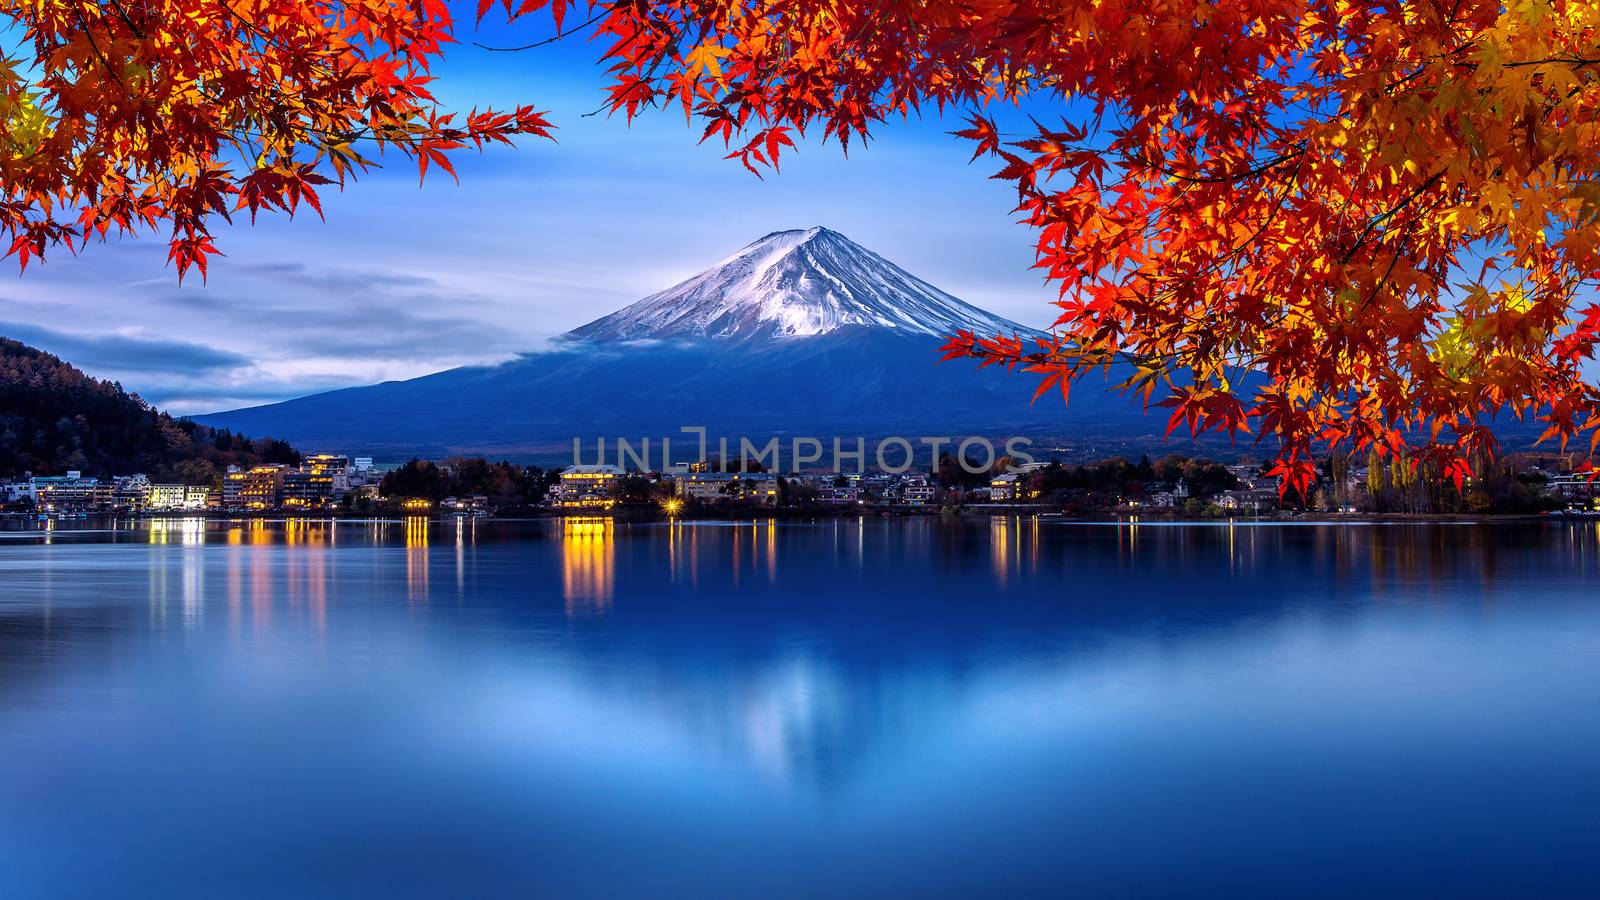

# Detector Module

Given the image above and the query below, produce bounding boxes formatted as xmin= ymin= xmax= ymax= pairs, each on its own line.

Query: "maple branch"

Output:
xmin=1130 ymin=145 xmax=1305 ymax=185
xmin=102 ymin=0 xmax=145 ymax=38
xmin=1339 ymin=170 xmax=1447 ymax=265
xmin=69 ymin=6 xmax=126 ymax=91
xmin=1498 ymin=54 xmax=1600 ymax=70
xmin=474 ymin=11 xmax=606 ymax=51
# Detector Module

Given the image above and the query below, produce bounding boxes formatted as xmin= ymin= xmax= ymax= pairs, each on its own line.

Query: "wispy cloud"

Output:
xmin=0 ymin=319 xmax=251 ymax=375
xmin=1 ymin=253 xmax=541 ymax=412
xmin=146 ymin=281 xmax=517 ymax=360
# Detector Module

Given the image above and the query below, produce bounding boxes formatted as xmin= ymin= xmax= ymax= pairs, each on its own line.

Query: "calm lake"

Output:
xmin=1 ymin=516 xmax=1597 ymax=898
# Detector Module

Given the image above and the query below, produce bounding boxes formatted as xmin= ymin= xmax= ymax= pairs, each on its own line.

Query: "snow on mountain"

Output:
xmin=565 ymin=227 xmax=1038 ymax=343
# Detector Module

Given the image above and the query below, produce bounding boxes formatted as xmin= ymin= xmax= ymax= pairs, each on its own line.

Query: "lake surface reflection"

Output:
xmin=1 ymin=516 xmax=1598 ymax=898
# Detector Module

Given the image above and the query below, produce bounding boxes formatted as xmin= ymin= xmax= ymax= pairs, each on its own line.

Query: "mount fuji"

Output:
xmin=197 ymin=228 xmax=1163 ymax=459
xmin=568 ymin=227 xmax=1025 ymax=343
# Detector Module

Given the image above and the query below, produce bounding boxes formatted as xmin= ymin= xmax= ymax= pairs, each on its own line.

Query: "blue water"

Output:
xmin=1 ymin=516 xmax=1597 ymax=898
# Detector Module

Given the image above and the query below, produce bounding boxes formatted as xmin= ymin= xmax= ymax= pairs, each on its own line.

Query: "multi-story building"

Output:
xmin=221 ymin=467 xmax=244 ymax=508
xmin=989 ymin=464 xmax=1052 ymax=503
xmin=443 ymin=495 xmax=490 ymax=516
xmin=676 ymin=471 xmax=726 ymax=503
xmin=299 ymin=454 xmax=353 ymax=493
xmin=147 ymin=483 xmax=212 ymax=511
xmin=676 ymin=471 xmax=780 ymax=505
xmin=282 ymin=470 xmax=336 ymax=509
xmin=899 ymin=478 xmax=936 ymax=506
xmin=989 ymin=472 xmax=1020 ymax=502
xmin=148 ymin=483 xmax=187 ymax=510
xmin=860 ymin=474 xmax=895 ymax=501
xmin=818 ymin=484 xmax=862 ymax=505
xmin=223 ymin=465 xmax=288 ymax=510
xmin=0 ymin=479 xmax=29 ymax=504
xmin=31 ymin=472 xmax=115 ymax=513
xmin=741 ymin=474 xmax=781 ymax=505
xmin=1547 ymin=473 xmax=1599 ymax=510
xmin=1216 ymin=490 xmax=1257 ymax=513
xmin=113 ymin=474 xmax=151 ymax=512
xmin=554 ymin=465 xmax=622 ymax=509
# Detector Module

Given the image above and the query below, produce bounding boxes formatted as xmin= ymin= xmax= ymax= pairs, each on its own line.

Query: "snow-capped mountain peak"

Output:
xmin=565 ymin=227 xmax=1036 ymax=342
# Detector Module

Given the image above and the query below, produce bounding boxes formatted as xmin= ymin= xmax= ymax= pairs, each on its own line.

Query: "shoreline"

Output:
xmin=3 ymin=508 xmax=1590 ymax=527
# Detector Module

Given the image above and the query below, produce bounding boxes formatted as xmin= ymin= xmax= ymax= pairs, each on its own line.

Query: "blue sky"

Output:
xmin=0 ymin=11 xmax=1066 ymax=414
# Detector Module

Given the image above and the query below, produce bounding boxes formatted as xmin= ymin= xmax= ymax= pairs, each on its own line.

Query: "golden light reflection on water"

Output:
xmin=991 ymin=516 xmax=1011 ymax=586
xmin=665 ymin=519 xmax=701 ymax=587
xmin=404 ymin=516 xmax=430 ymax=603
xmin=726 ymin=520 xmax=781 ymax=587
xmin=305 ymin=542 xmax=327 ymax=635
xmin=251 ymin=528 xmax=272 ymax=630
xmin=562 ymin=518 xmax=615 ymax=617
xmin=227 ymin=541 xmax=242 ymax=636
xmin=147 ymin=517 xmax=207 ymax=546
xmin=158 ymin=519 xmax=335 ymax=640
xmin=143 ymin=519 xmax=209 ymax=631
xmin=989 ymin=516 xmax=1043 ymax=586
xmin=455 ymin=517 xmax=474 ymax=596
xmin=284 ymin=518 xmax=334 ymax=547
xmin=766 ymin=519 xmax=777 ymax=583
xmin=182 ymin=535 xmax=204 ymax=629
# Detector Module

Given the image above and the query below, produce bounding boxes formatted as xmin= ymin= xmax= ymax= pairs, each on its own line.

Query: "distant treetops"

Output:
xmin=6 ymin=1 xmax=1600 ymax=491
xmin=378 ymin=457 xmax=557 ymax=509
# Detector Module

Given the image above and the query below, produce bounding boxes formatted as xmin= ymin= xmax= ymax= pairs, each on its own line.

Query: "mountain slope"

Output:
xmin=198 ymin=229 xmax=1160 ymax=459
xmin=0 ymin=337 xmax=299 ymax=479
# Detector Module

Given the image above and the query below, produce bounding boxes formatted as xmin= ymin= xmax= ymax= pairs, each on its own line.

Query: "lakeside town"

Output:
xmin=4 ymin=450 xmax=1598 ymax=519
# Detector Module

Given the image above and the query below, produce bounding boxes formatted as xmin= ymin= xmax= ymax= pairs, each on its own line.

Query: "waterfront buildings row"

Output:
xmin=7 ymin=455 xmax=1595 ymax=516
xmin=547 ymin=463 xmax=949 ymax=510
xmin=217 ymin=454 xmax=388 ymax=510
xmin=542 ymin=463 xmax=1267 ymax=512
xmin=1 ymin=455 xmax=381 ymax=514
xmin=547 ymin=462 xmax=1062 ymax=510
xmin=546 ymin=458 xmax=1600 ymax=515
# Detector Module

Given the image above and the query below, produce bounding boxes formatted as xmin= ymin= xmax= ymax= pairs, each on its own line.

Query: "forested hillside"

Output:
xmin=0 ymin=337 xmax=298 ymax=482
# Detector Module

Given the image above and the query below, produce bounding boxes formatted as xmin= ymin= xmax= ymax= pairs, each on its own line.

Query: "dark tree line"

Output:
xmin=930 ymin=452 xmax=1240 ymax=500
xmin=379 ymin=458 xmax=559 ymax=509
xmin=1026 ymin=456 xmax=1239 ymax=498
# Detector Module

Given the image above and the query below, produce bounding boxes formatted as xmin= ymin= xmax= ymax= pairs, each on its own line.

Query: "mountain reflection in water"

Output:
xmin=0 ymin=516 xmax=1597 ymax=898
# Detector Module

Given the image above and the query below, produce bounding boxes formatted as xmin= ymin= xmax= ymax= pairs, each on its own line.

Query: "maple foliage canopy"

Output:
xmin=9 ymin=1 xmax=1600 ymax=489
xmin=0 ymin=0 xmax=552 ymax=280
